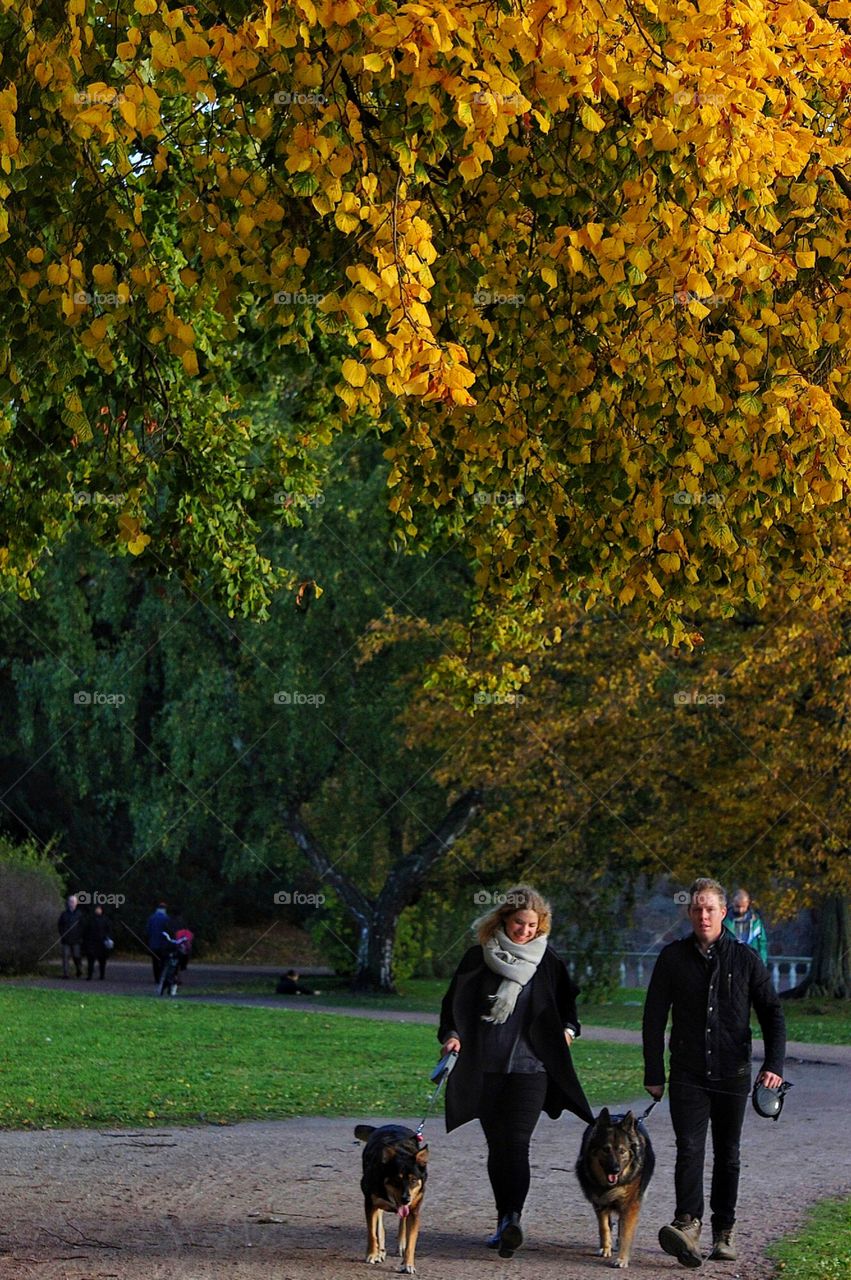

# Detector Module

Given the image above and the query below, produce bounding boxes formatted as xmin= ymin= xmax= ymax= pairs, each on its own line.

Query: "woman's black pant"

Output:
xmin=479 ymin=1071 xmax=549 ymax=1220
xmin=668 ymin=1069 xmax=750 ymax=1230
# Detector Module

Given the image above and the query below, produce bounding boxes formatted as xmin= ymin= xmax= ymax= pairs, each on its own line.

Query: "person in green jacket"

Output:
xmin=723 ymin=889 xmax=768 ymax=963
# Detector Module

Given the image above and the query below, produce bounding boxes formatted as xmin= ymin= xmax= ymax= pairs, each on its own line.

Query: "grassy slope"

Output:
xmin=0 ymin=988 xmax=643 ymax=1129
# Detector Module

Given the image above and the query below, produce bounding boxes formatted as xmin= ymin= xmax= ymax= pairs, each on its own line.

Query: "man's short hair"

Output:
xmin=689 ymin=877 xmax=727 ymax=907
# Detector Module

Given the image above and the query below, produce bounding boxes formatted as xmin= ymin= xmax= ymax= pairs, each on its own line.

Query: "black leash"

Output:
xmin=415 ymin=1050 xmax=458 ymax=1144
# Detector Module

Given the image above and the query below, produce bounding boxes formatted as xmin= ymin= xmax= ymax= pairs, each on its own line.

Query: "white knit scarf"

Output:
xmin=480 ymin=928 xmax=548 ymax=1025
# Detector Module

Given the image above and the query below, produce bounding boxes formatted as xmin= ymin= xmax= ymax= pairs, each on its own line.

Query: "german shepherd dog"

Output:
xmin=355 ymin=1124 xmax=429 ymax=1274
xmin=575 ymin=1109 xmax=655 ymax=1268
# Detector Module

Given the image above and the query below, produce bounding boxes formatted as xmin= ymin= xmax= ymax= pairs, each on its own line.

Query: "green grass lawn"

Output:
xmin=194 ymin=976 xmax=851 ymax=1045
xmin=766 ymin=1197 xmax=851 ymax=1279
xmin=0 ymin=987 xmax=644 ymax=1130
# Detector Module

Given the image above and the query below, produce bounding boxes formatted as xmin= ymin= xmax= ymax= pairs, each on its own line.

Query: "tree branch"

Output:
xmin=282 ymin=807 xmax=372 ymax=923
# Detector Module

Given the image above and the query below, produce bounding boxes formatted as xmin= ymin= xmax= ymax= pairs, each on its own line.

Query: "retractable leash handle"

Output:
xmin=430 ymin=1049 xmax=458 ymax=1084
xmin=415 ymin=1051 xmax=459 ymax=1144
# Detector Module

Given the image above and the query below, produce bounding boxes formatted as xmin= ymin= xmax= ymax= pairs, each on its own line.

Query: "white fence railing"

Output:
xmin=569 ymin=952 xmax=812 ymax=992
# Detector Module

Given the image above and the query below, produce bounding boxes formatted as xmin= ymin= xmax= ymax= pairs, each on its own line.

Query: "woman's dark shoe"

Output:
xmin=498 ymin=1213 xmax=523 ymax=1258
xmin=486 ymin=1224 xmax=502 ymax=1248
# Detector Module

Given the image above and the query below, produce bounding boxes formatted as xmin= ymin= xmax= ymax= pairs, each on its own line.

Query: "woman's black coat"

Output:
xmin=438 ymin=943 xmax=595 ymax=1132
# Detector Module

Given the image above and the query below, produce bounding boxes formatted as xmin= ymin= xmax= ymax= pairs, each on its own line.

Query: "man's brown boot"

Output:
xmin=708 ymin=1227 xmax=736 ymax=1261
xmin=659 ymin=1216 xmax=703 ymax=1268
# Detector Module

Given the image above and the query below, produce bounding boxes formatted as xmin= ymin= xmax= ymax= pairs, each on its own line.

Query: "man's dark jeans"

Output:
xmin=668 ymin=1068 xmax=750 ymax=1230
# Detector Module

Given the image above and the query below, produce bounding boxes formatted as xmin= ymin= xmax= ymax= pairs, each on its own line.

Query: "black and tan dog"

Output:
xmin=575 ymin=1108 xmax=656 ymax=1268
xmin=355 ymin=1124 xmax=429 ymax=1274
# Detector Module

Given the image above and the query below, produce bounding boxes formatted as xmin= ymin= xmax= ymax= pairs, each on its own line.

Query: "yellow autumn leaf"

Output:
xmin=458 ymin=154 xmax=483 ymax=181
xmin=651 ymin=122 xmax=677 ymax=150
xmin=128 ymin=532 xmax=151 ymax=555
xmin=136 ymin=86 xmax=161 ymax=138
xmin=118 ymin=98 xmax=137 ymax=129
xmin=658 ymin=552 xmax=681 ymax=574
xmin=342 ymin=359 xmax=367 ymax=387
xmin=580 ymin=104 xmax=606 ymax=133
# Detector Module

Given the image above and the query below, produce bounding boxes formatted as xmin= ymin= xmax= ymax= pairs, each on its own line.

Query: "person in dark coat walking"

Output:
xmin=83 ymin=905 xmax=113 ymax=980
xmin=438 ymin=884 xmax=594 ymax=1259
xmin=145 ymin=901 xmax=173 ymax=984
xmin=643 ymin=876 xmax=786 ymax=1267
xmin=57 ymin=894 xmax=84 ymax=978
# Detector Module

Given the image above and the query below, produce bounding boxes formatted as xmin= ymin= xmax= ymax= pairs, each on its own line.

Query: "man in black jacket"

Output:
xmin=642 ymin=877 xmax=785 ymax=1268
xmin=57 ymin=893 xmax=84 ymax=978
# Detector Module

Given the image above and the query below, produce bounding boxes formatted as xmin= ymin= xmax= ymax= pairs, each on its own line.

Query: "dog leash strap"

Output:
xmin=639 ymin=1099 xmax=659 ymax=1121
xmin=416 ymin=1061 xmax=453 ymax=1141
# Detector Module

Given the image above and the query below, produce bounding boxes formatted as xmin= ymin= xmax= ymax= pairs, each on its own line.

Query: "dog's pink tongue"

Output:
xmin=397 ymin=1205 xmax=411 ymax=1218
xmin=607 ymin=1174 xmax=618 ymax=1184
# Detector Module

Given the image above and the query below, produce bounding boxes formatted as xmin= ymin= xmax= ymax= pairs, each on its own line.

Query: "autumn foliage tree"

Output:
xmin=2 ymin=1 xmax=851 ymax=669
xmin=385 ymin=594 xmax=851 ymax=994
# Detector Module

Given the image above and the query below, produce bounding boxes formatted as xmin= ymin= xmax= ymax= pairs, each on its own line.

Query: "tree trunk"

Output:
xmin=783 ymin=894 xmax=850 ymax=999
xmin=284 ymin=788 xmax=484 ymax=993
xmin=354 ymin=907 xmax=398 ymax=993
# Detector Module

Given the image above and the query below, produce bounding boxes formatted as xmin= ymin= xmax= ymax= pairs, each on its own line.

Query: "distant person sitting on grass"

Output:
xmin=276 ymin=969 xmax=320 ymax=995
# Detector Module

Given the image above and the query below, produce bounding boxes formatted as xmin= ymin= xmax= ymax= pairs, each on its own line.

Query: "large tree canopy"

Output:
xmin=3 ymin=0 xmax=851 ymax=660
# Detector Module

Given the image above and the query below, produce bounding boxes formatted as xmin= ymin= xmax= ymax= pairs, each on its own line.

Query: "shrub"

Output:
xmin=0 ymin=837 xmax=65 ymax=974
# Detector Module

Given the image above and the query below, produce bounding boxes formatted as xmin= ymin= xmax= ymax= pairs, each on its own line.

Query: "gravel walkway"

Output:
xmin=3 ymin=968 xmax=848 ymax=1279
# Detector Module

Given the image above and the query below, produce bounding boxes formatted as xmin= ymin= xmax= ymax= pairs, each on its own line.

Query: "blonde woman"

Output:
xmin=438 ymin=885 xmax=593 ymax=1258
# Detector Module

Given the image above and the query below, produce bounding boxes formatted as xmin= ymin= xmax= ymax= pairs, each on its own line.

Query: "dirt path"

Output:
xmin=1 ymin=1034 xmax=847 ymax=1280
